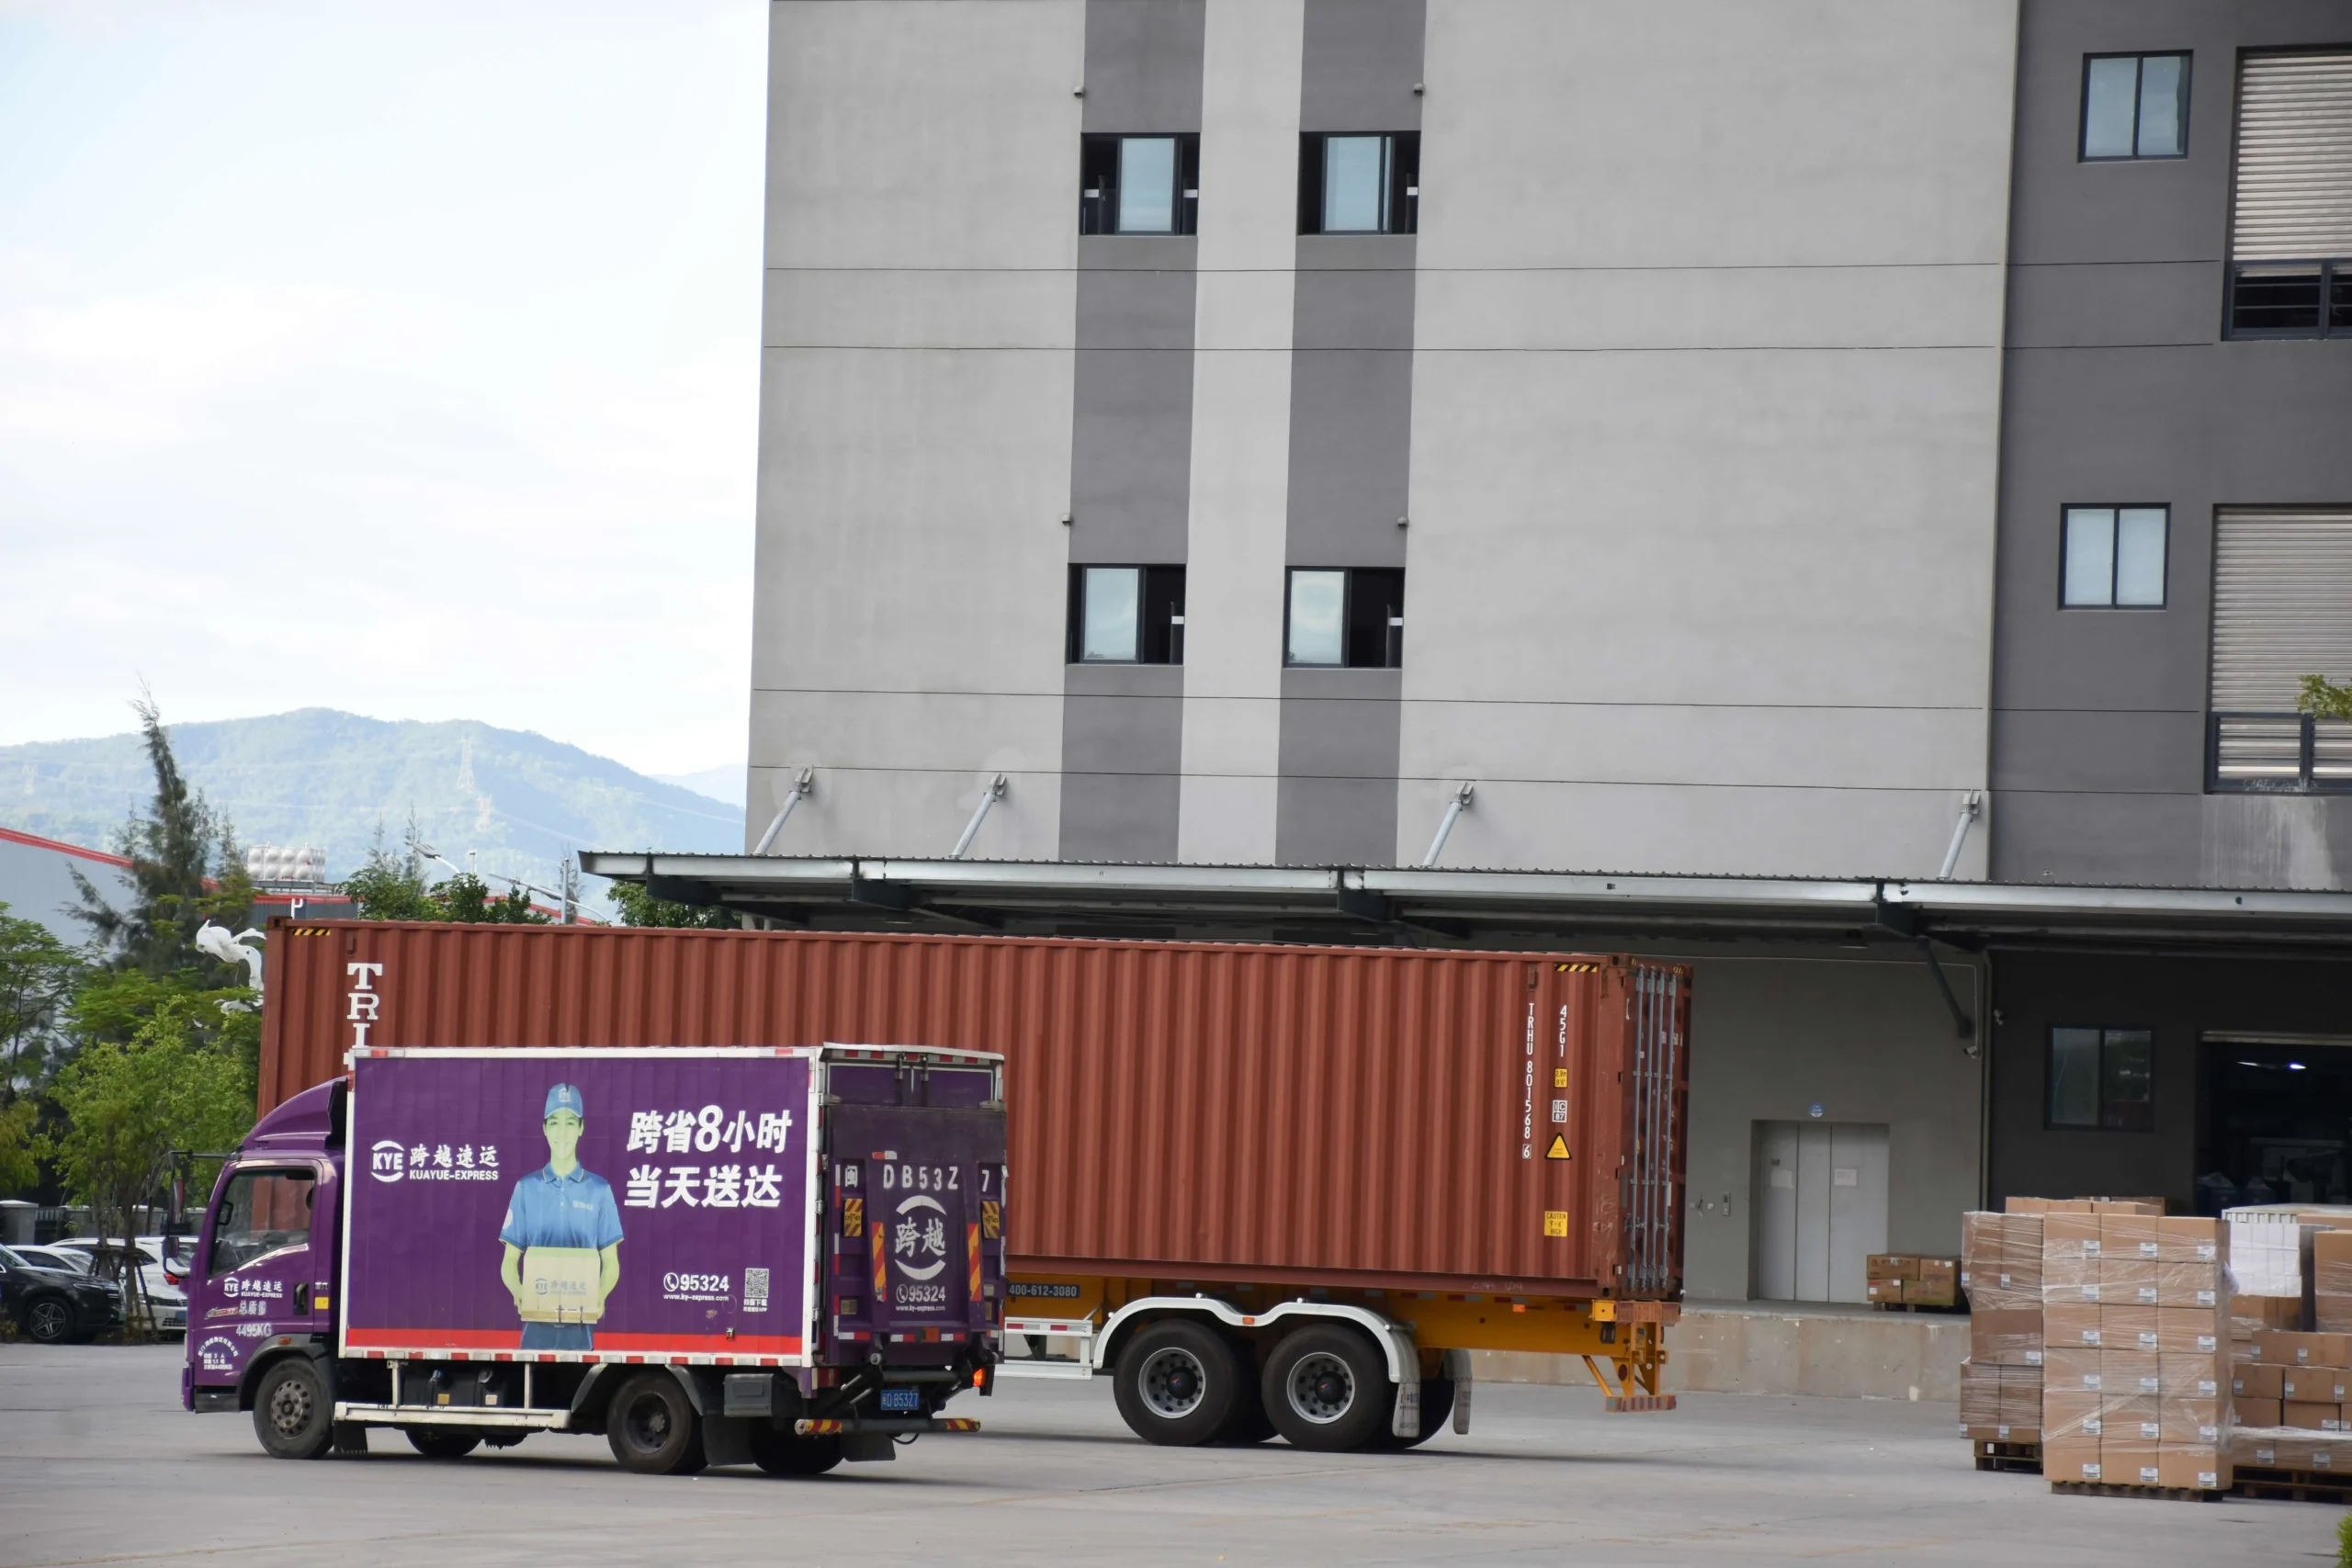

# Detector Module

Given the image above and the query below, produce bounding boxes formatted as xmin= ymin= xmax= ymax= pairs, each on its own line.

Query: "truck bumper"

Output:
xmin=795 ymin=1416 xmax=980 ymax=1437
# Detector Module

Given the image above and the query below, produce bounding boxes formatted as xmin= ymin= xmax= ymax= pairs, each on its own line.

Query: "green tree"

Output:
xmin=344 ymin=823 xmax=549 ymax=924
xmin=608 ymin=881 xmax=735 ymax=930
xmin=43 ymin=998 xmax=252 ymax=1336
xmin=0 ymin=903 xmax=87 ymax=1199
xmin=72 ymin=698 xmax=254 ymax=980
xmin=2301 ymin=675 xmax=2352 ymax=721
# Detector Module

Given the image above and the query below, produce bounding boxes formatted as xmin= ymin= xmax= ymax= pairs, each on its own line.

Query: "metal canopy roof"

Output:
xmin=578 ymin=852 xmax=2352 ymax=954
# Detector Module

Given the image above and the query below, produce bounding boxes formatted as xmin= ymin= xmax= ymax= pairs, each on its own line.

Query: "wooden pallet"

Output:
xmin=2050 ymin=1481 xmax=2225 ymax=1503
xmin=2233 ymin=1465 xmax=2352 ymax=1504
xmin=1973 ymin=1440 xmax=2041 ymax=1474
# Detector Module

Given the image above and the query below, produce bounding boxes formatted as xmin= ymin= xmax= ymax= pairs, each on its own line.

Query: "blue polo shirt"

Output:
xmin=500 ymin=1164 xmax=624 ymax=1252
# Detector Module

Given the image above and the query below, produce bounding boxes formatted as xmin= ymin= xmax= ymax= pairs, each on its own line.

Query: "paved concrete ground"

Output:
xmin=0 ymin=1344 xmax=2334 ymax=1565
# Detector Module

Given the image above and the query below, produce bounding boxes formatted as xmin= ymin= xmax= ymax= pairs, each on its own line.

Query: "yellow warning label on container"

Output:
xmin=1552 ymin=1068 xmax=1568 ymax=1089
xmin=1544 ymin=1134 xmax=1571 ymax=1161
xmin=1544 ymin=1211 xmax=1568 ymax=1237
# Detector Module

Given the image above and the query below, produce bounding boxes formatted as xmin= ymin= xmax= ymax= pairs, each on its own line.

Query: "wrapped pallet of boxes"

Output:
xmin=2315 ymin=1229 xmax=2352 ymax=1336
xmin=2234 ymin=1328 xmax=2352 ymax=1483
xmin=2041 ymin=1210 xmax=2104 ymax=1482
xmin=2153 ymin=1216 xmax=2231 ymax=1491
xmin=1962 ymin=1213 xmax=2042 ymax=1446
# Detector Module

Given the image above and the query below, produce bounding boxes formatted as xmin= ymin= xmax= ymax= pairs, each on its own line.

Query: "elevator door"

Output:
xmin=1753 ymin=1121 xmax=1889 ymax=1303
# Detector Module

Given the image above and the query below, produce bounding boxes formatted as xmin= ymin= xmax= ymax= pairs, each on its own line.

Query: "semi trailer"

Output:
xmin=184 ymin=1043 xmax=1007 ymax=1474
xmin=254 ymin=924 xmax=1689 ymax=1454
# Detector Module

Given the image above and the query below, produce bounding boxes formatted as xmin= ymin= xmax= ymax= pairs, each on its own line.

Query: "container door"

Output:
xmin=188 ymin=1164 xmax=321 ymax=1389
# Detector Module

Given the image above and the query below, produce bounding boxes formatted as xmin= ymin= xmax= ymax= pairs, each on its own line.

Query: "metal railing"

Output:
xmin=2209 ymin=711 xmax=2352 ymax=793
xmin=2226 ymin=258 xmax=2352 ymax=339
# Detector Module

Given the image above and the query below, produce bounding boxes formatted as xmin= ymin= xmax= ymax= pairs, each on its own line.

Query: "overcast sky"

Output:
xmin=1 ymin=1 xmax=765 ymax=778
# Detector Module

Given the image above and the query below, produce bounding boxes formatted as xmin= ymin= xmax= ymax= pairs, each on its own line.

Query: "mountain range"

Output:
xmin=0 ymin=709 xmax=745 ymax=905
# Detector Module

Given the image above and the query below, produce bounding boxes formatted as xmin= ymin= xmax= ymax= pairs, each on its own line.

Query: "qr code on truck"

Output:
xmin=743 ymin=1268 xmax=770 ymax=1312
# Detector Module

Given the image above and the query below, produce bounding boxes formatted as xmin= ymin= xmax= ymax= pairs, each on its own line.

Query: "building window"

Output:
xmin=2226 ymin=52 xmax=2352 ymax=339
xmin=1297 ymin=133 xmax=1419 ymax=235
xmin=2207 ymin=508 xmax=2352 ymax=793
xmin=2060 ymin=506 xmax=2167 ymax=607
xmin=2048 ymin=1027 xmax=2154 ymax=1130
xmin=1284 ymin=568 xmax=1404 ymax=668
xmin=1069 ymin=565 xmax=1184 ymax=664
xmin=1079 ymin=135 xmax=1200 ymax=236
xmin=2080 ymin=53 xmax=2188 ymax=160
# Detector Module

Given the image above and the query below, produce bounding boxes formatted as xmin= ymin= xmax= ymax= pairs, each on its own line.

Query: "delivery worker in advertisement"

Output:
xmin=499 ymin=1083 xmax=623 ymax=1348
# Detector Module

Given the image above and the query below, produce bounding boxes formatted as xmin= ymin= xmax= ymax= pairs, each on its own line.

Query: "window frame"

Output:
xmin=2058 ymin=503 xmax=2169 ymax=610
xmin=1079 ymin=134 xmax=1201 ymax=237
xmin=2045 ymin=1025 xmax=2157 ymax=1131
xmin=1067 ymin=564 xmax=1185 ymax=665
xmin=1296 ymin=132 xmax=1421 ymax=236
xmin=2078 ymin=51 xmax=2191 ymax=163
xmin=1283 ymin=567 xmax=1405 ymax=669
xmin=2226 ymin=258 xmax=2352 ymax=341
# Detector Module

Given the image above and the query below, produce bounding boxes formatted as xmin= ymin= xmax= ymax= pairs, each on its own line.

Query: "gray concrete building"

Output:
xmin=720 ymin=0 xmax=2352 ymax=1316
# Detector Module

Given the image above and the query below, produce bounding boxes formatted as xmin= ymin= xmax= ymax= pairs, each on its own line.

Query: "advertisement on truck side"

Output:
xmin=341 ymin=1047 xmax=820 ymax=1362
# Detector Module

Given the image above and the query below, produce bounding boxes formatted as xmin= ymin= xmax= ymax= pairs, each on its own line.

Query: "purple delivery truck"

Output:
xmin=182 ymin=1044 xmax=1008 ymax=1475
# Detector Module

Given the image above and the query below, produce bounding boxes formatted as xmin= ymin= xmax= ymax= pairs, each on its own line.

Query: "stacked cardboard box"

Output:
xmin=1961 ymin=1212 xmax=2042 ymax=1443
xmin=2041 ymin=1211 xmax=2231 ymax=1490
xmin=2232 ymin=1330 xmax=2352 ymax=1477
xmin=1869 ymin=1254 xmax=1959 ymax=1306
xmin=2316 ymin=1231 xmax=2352 ymax=1335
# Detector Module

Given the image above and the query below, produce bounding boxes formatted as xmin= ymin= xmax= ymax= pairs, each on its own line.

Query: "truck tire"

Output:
xmin=1372 ymin=1376 xmax=1453 ymax=1450
xmin=252 ymin=1359 xmax=335 ymax=1461
xmin=23 ymin=1294 xmax=75 ymax=1345
xmin=1113 ymin=1319 xmax=1239 ymax=1446
xmin=1261 ymin=1325 xmax=1389 ymax=1453
xmin=1213 ymin=1354 xmax=1276 ymax=1445
xmin=404 ymin=1428 xmax=482 ymax=1460
xmin=750 ymin=1427 xmax=844 ymax=1476
xmin=605 ymin=1371 xmax=706 ymax=1475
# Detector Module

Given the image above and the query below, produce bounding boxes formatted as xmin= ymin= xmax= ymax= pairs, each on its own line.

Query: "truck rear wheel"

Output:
xmin=605 ymin=1371 xmax=706 ymax=1475
xmin=252 ymin=1359 xmax=334 ymax=1461
xmin=404 ymin=1428 xmax=482 ymax=1460
xmin=1261 ymin=1325 xmax=1388 ymax=1453
xmin=1113 ymin=1319 xmax=1239 ymax=1446
xmin=1373 ymin=1376 xmax=1453 ymax=1450
xmin=750 ymin=1428 xmax=843 ymax=1476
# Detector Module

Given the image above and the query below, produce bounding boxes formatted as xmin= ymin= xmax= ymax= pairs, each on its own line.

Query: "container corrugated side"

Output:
xmin=264 ymin=923 xmax=1688 ymax=1298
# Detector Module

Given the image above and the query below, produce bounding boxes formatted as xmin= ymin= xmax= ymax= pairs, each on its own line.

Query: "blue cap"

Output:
xmin=544 ymin=1083 xmax=584 ymax=1120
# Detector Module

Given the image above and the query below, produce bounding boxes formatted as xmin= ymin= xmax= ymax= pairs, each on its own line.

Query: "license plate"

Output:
xmin=879 ymin=1387 xmax=921 ymax=1413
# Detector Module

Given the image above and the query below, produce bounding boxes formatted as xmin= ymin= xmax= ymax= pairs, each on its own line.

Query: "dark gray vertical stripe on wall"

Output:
xmin=1060 ymin=0 xmax=1206 ymax=862
xmin=1275 ymin=0 xmax=1425 ymax=867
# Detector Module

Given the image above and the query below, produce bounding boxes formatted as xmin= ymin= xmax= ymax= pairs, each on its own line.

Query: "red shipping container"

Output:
xmin=263 ymin=923 xmax=1688 ymax=1300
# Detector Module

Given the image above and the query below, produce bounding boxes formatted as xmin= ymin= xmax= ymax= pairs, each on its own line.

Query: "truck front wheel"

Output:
xmin=1113 ymin=1319 xmax=1238 ymax=1446
xmin=605 ymin=1372 xmax=707 ymax=1475
xmin=252 ymin=1359 xmax=334 ymax=1461
xmin=1261 ymin=1325 xmax=1389 ymax=1452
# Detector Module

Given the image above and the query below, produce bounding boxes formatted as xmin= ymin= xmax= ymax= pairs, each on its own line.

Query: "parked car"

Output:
xmin=13 ymin=1246 xmax=95 ymax=1275
xmin=49 ymin=1239 xmax=189 ymax=1333
xmin=0 ymin=1245 xmax=122 ymax=1344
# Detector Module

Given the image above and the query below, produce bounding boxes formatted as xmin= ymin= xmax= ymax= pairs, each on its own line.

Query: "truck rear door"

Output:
xmin=822 ymin=1056 xmax=1006 ymax=1362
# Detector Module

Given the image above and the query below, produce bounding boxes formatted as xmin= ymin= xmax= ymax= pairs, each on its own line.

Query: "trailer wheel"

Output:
xmin=1261 ymin=1325 xmax=1388 ymax=1452
xmin=750 ymin=1428 xmax=844 ymax=1476
xmin=252 ymin=1359 xmax=334 ymax=1461
xmin=1372 ymin=1376 xmax=1453 ymax=1450
xmin=404 ymin=1428 xmax=481 ymax=1460
xmin=605 ymin=1371 xmax=706 ymax=1475
xmin=1112 ymin=1319 xmax=1239 ymax=1446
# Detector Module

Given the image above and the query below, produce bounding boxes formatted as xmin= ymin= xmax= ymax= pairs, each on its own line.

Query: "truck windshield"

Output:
xmin=210 ymin=1168 xmax=316 ymax=1275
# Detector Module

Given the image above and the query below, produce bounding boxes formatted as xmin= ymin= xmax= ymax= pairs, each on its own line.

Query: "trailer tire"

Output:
xmin=1371 ymin=1376 xmax=1453 ymax=1450
xmin=404 ymin=1428 xmax=482 ymax=1460
xmin=1213 ymin=1349 xmax=1276 ymax=1445
xmin=605 ymin=1371 xmax=705 ymax=1475
xmin=252 ymin=1359 xmax=334 ymax=1461
xmin=750 ymin=1428 xmax=843 ymax=1476
xmin=1113 ymin=1319 xmax=1239 ymax=1446
xmin=1261 ymin=1325 xmax=1389 ymax=1453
